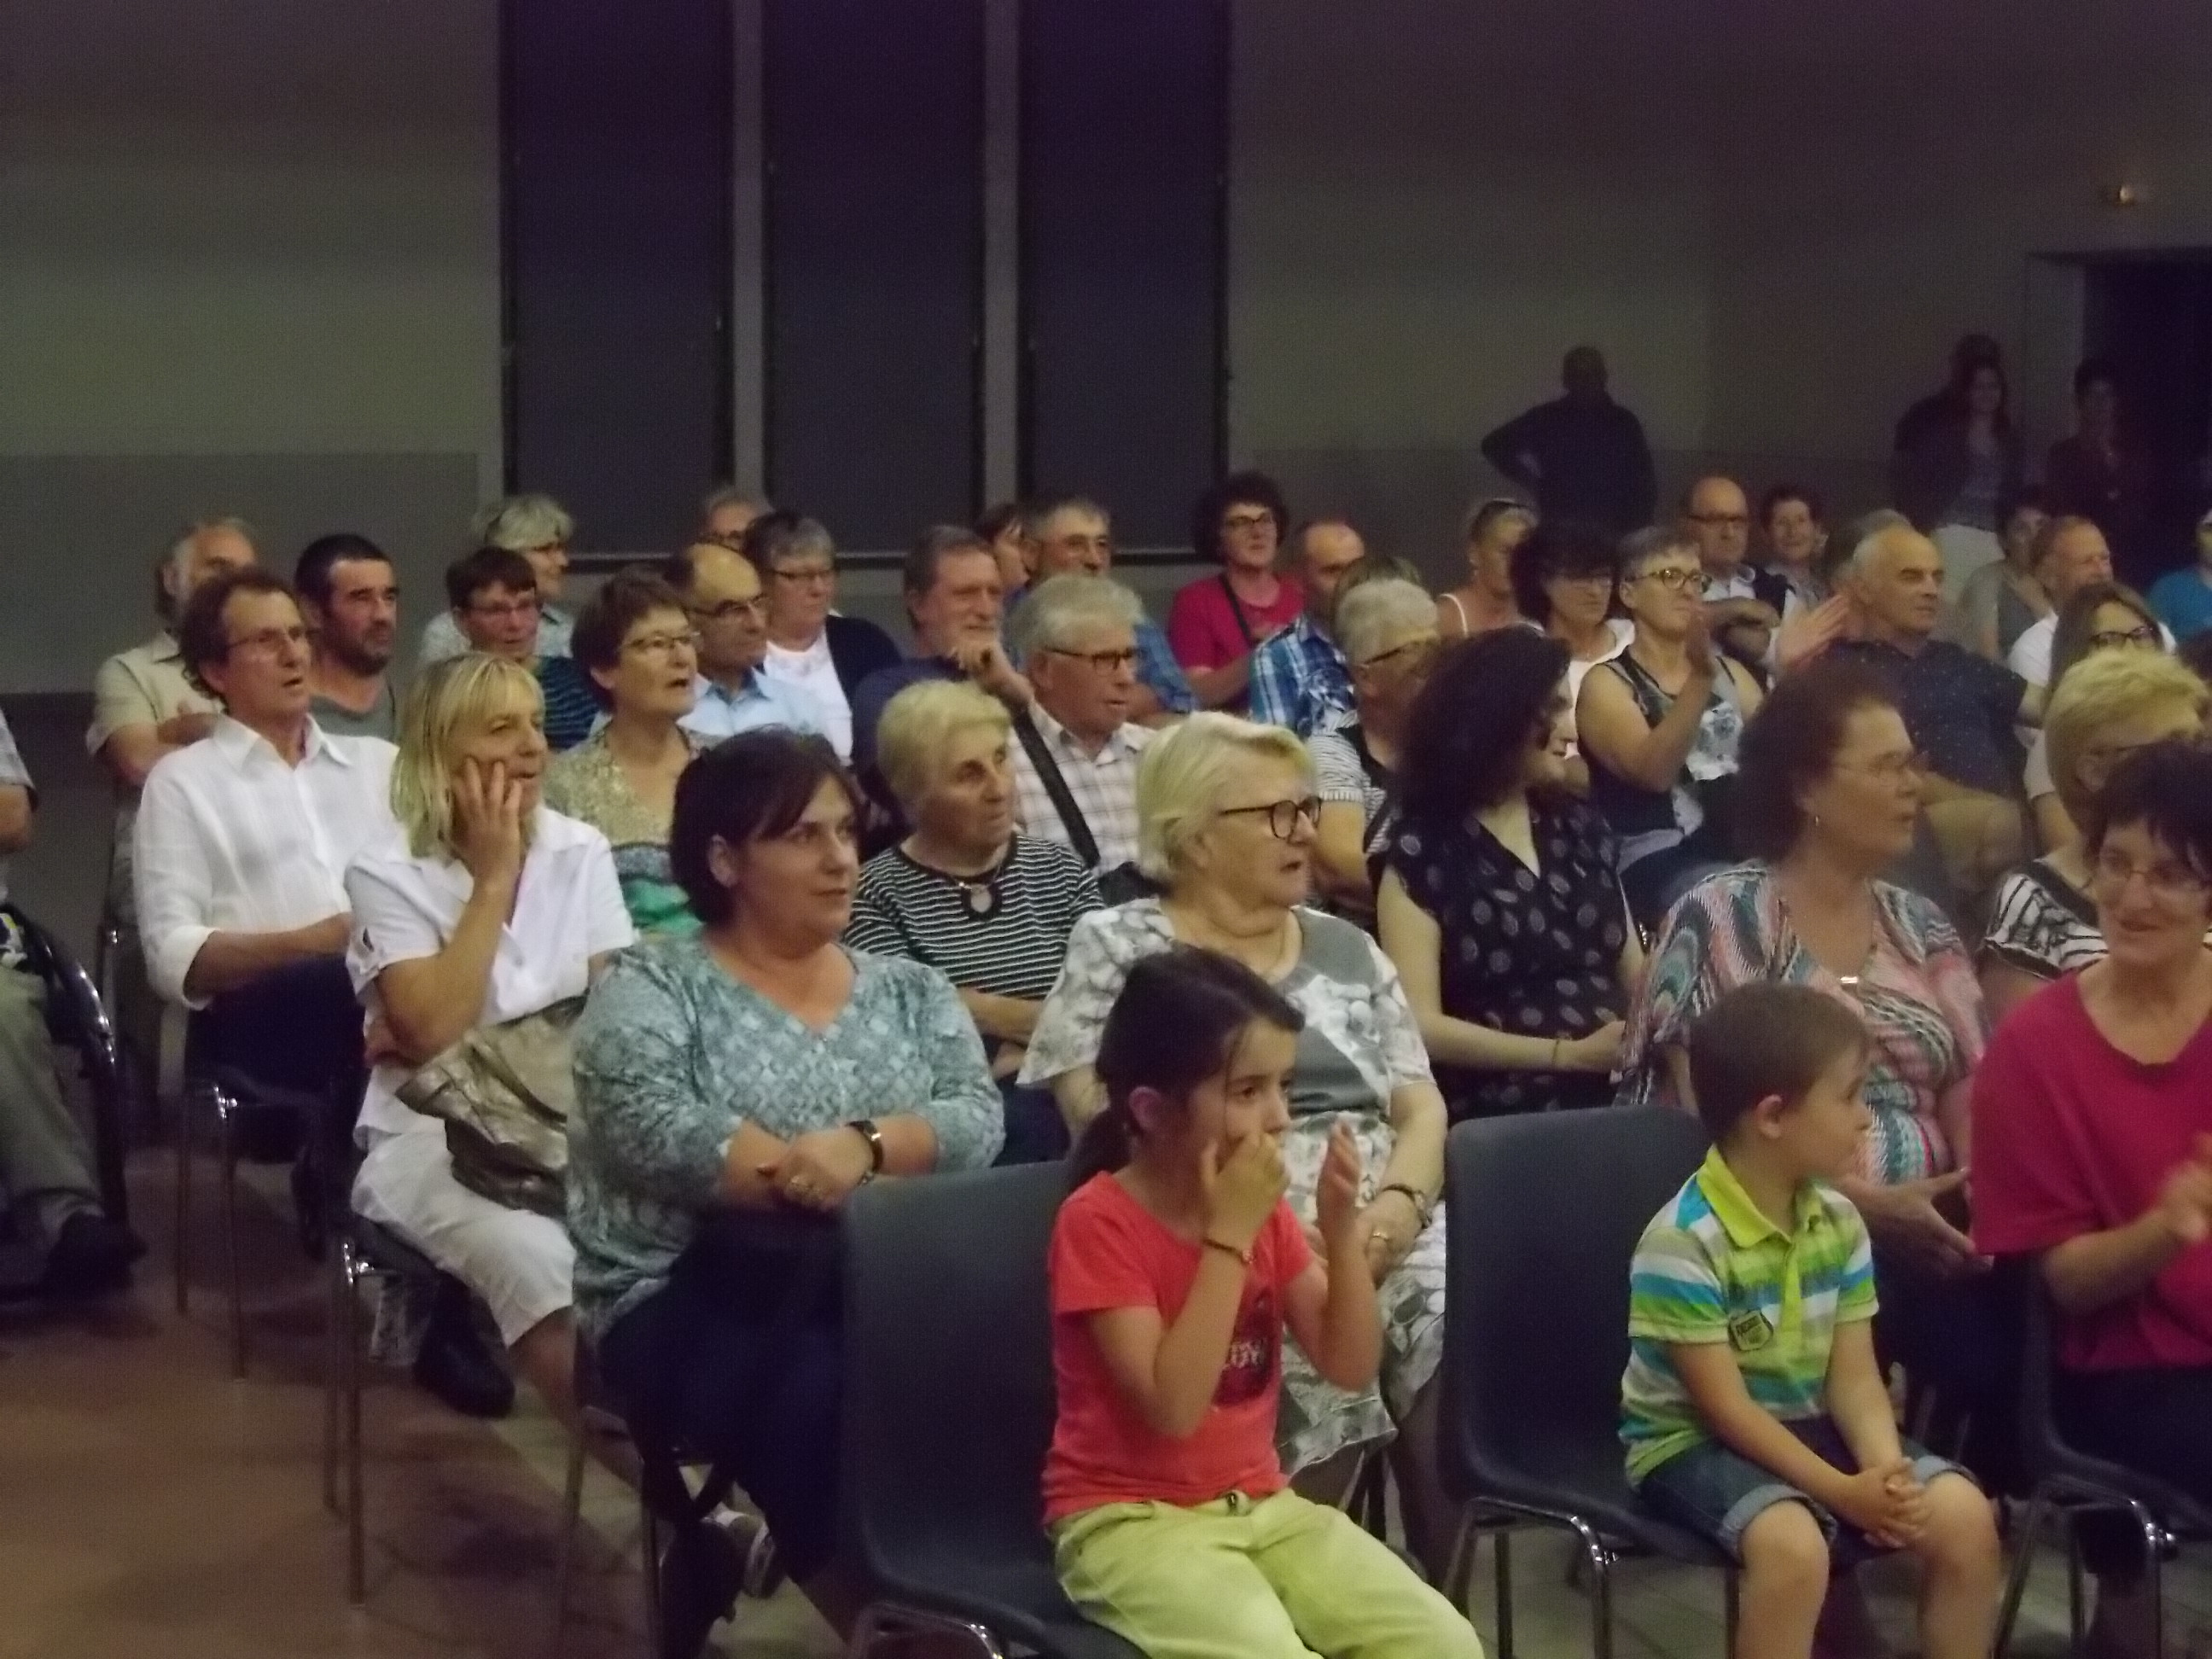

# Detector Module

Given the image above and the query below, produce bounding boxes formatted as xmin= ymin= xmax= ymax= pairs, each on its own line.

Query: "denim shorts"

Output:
xmin=1638 ymin=1415 xmax=1972 ymax=1565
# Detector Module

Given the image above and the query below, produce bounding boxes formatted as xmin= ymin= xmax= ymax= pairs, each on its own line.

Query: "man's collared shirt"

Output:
xmin=133 ymin=716 xmax=398 ymax=1009
xmin=1621 ymin=1146 xmax=1877 ymax=1481
xmin=851 ymin=657 xmax=965 ymax=777
xmin=1246 ymin=615 xmax=1352 ymax=736
xmin=1009 ymin=706 xmax=1154 ymax=872
xmin=679 ymin=669 xmax=827 ymax=744
xmin=1831 ymin=637 xmax=2026 ymax=797
xmin=87 ymin=630 xmax=223 ymax=919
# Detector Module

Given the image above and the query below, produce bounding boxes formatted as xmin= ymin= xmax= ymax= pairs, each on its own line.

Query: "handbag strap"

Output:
xmin=1011 ymin=708 xmax=1103 ymax=869
xmin=1218 ymin=573 xmax=1259 ymax=649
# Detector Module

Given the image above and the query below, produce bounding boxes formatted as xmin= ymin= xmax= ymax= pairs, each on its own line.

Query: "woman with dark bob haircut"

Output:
xmin=1378 ymin=629 xmax=1643 ymax=1119
xmin=569 ymin=729 xmax=1000 ymax=1650
xmin=1510 ymin=519 xmax=1633 ymax=779
xmin=1167 ymin=469 xmax=1305 ymax=711
xmin=1618 ymin=659 xmax=2016 ymax=1481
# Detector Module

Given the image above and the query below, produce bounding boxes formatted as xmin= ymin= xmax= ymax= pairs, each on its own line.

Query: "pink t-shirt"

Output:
xmin=1973 ymin=973 xmax=2212 ymax=1371
xmin=1043 ymin=1173 xmax=1312 ymax=1523
xmin=1166 ymin=573 xmax=1306 ymax=672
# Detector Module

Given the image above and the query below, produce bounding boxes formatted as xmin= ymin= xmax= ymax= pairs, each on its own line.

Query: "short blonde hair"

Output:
xmin=392 ymin=654 xmax=544 ymax=860
xmin=875 ymin=678 xmax=1012 ymax=813
xmin=1135 ymin=713 xmax=1313 ymax=884
xmin=2046 ymin=649 xmax=2211 ymax=819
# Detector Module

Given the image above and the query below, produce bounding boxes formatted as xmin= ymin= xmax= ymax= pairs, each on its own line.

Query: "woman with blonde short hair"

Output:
xmin=847 ymin=679 xmax=1102 ymax=1161
xmin=349 ymin=653 xmax=633 ymax=1423
xmin=1019 ymin=713 xmax=1459 ymax=1580
xmin=1981 ymin=649 xmax=2209 ymax=1023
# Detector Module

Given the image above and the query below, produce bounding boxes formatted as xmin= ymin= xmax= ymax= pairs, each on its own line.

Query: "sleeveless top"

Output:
xmin=1585 ymin=653 xmax=1746 ymax=869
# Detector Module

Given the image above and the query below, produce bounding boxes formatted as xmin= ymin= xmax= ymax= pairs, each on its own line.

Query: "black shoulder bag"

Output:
xmin=1010 ymin=709 xmax=1156 ymax=906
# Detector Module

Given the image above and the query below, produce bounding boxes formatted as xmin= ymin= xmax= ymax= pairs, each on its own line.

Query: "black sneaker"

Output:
xmin=410 ymin=1289 xmax=514 ymax=1419
xmin=657 ymin=1518 xmax=742 ymax=1659
xmin=40 ymin=1212 xmax=145 ymax=1300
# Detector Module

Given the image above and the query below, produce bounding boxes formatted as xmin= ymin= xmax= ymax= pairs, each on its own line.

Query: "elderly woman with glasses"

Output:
xmin=544 ymin=571 xmax=704 ymax=935
xmin=745 ymin=512 xmax=901 ymax=761
xmin=1579 ymin=525 xmax=1765 ymax=925
xmin=1019 ymin=713 xmax=1458 ymax=1579
xmin=1310 ymin=577 xmax=1438 ymax=914
xmin=419 ymin=492 xmax=576 ymax=667
xmin=1435 ymin=498 xmax=1535 ymax=640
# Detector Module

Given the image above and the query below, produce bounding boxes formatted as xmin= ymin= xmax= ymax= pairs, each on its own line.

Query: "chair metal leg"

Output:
xmin=1994 ymin=1490 xmax=2052 ymax=1658
xmin=1441 ymin=1511 xmax=1476 ymax=1611
xmin=639 ymin=1492 xmax=661 ymax=1645
xmin=173 ymin=1083 xmax=195 ymax=1315
xmin=846 ymin=1604 xmax=1005 ymax=1658
xmin=1495 ymin=1525 xmax=1516 ymax=1659
xmin=2067 ymin=1513 xmax=2087 ymax=1656
xmin=548 ymin=1421 xmax=591 ymax=1659
xmin=341 ymin=1237 xmax=366 ymax=1605
xmin=321 ymin=1239 xmax=342 ymax=1516
xmin=1724 ymin=1568 xmax=1740 ymax=1657
xmin=1565 ymin=1517 xmax=1614 ymax=1659
xmin=215 ymin=1088 xmax=246 ymax=1377
xmin=2137 ymin=1505 xmax=2168 ymax=1659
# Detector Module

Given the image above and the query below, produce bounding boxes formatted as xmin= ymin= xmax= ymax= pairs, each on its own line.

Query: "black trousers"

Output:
xmin=195 ymin=958 xmax=364 ymax=1099
xmin=1873 ymin=1251 xmax=2023 ymax=1493
xmin=2057 ymin=1365 xmax=2212 ymax=1581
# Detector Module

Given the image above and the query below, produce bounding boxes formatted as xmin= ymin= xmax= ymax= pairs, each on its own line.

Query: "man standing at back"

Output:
xmin=1245 ymin=519 xmax=1367 ymax=735
xmin=1013 ymin=494 xmax=1194 ymax=723
xmin=1481 ymin=346 xmax=1658 ymax=534
xmin=295 ymin=533 xmax=401 ymax=741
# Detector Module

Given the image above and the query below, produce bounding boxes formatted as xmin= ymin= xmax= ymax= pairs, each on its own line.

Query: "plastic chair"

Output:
xmin=841 ymin=1161 xmax=1144 ymax=1658
xmin=1994 ymin=1272 xmax=2212 ymax=1659
xmin=1439 ymin=1107 xmax=1733 ymax=1659
xmin=4 ymin=906 xmax=131 ymax=1227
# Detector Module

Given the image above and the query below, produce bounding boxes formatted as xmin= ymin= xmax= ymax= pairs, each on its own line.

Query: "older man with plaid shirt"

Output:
xmin=1005 ymin=574 xmax=1155 ymax=874
xmin=1246 ymin=519 xmax=1367 ymax=735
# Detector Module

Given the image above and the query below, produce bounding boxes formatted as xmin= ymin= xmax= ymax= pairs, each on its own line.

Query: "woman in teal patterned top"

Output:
xmin=570 ymin=731 xmax=999 ymax=1644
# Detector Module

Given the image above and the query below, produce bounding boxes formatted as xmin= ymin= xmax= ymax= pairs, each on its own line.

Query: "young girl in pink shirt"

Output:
xmin=1044 ymin=946 xmax=1481 ymax=1659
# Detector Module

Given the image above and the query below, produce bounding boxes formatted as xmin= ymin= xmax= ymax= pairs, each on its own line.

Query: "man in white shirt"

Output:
xmin=1684 ymin=475 xmax=1780 ymax=667
xmin=665 ymin=539 xmax=830 ymax=743
xmin=135 ymin=568 xmax=397 ymax=1103
xmin=2007 ymin=515 xmax=2170 ymax=686
xmin=1005 ymin=574 xmax=1155 ymax=874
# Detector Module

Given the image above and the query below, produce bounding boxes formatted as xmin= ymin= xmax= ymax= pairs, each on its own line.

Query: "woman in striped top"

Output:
xmin=847 ymin=679 xmax=1102 ymax=1161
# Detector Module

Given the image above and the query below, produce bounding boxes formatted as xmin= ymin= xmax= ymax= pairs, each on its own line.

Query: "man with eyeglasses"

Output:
xmin=1480 ymin=345 xmax=1657 ymax=534
xmin=1004 ymin=574 xmax=1155 ymax=876
xmin=1683 ymin=475 xmax=1784 ymax=672
xmin=1245 ymin=518 xmax=1368 ymax=736
xmin=418 ymin=494 xmax=576 ymax=667
xmin=1010 ymin=494 xmax=1195 ymax=724
xmin=663 ymin=538 xmax=827 ymax=744
xmin=444 ymin=545 xmax=599 ymax=750
xmin=742 ymin=511 xmax=899 ymax=760
xmin=2008 ymin=517 xmax=2172 ymax=690
xmin=134 ymin=568 xmax=394 ymax=1115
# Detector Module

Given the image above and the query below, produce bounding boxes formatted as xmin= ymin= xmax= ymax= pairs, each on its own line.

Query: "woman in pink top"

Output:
xmin=1045 ymin=947 xmax=1477 ymax=1659
xmin=1975 ymin=739 xmax=2212 ymax=1658
xmin=1167 ymin=473 xmax=1305 ymax=712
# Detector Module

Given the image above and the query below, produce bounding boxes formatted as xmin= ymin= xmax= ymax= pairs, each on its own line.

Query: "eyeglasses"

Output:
xmin=2089 ymin=626 xmax=2160 ymax=650
xmin=1359 ymin=636 xmax=1441 ymax=672
xmin=1637 ymin=566 xmax=1703 ymax=591
xmin=1041 ymin=646 xmax=1138 ymax=674
xmin=2092 ymin=847 xmax=2209 ymax=905
xmin=224 ymin=625 xmax=311 ymax=657
xmin=1218 ymin=796 xmax=1323 ymax=839
xmin=624 ymin=629 xmax=701 ymax=658
xmin=689 ymin=596 xmax=769 ymax=623
xmin=468 ymin=596 xmax=541 ymax=620
xmin=769 ymin=563 xmax=835 ymax=585
xmin=1221 ymin=511 xmax=1276 ymax=533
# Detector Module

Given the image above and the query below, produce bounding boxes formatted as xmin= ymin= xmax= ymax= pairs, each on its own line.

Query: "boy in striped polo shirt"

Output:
xmin=1621 ymin=983 xmax=1999 ymax=1659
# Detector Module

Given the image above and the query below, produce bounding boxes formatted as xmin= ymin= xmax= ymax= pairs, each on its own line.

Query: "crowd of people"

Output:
xmin=2 ymin=333 xmax=2210 ymax=1658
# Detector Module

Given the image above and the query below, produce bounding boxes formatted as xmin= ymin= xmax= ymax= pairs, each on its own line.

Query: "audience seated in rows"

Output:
xmin=1309 ymin=577 xmax=1437 ymax=912
xmin=849 ymin=679 xmax=1102 ymax=1164
xmin=2145 ymin=500 xmax=2212 ymax=642
xmin=1757 ymin=482 xmax=1831 ymax=612
xmin=850 ymin=526 xmax=1032 ymax=787
xmin=0 ymin=707 xmax=143 ymax=1298
xmin=1578 ymin=525 xmax=1762 ymax=924
xmin=1685 ymin=475 xmax=1781 ymax=670
xmin=1479 ymin=345 xmax=1656 ymax=535
xmin=1975 ymin=738 xmax=2212 ymax=1659
xmin=294 ymin=533 xmax=401 ymax=742
xmin=1626 ymin=981 xmax=2000 ymax=1659
xmin=1167 ymin=471 xmax=1305 ymax=713
xmin=2008 ymin=515 xmax=2172 ymax=689
xmin=743 ymin=510 xmax=899 ymax=760
xmin=441 ymin=544 xmax=598 ymax=752
xmin=1020 ymin=715 xmax=1458 ymax=1580
xmin=1046 ymin=947 xmax=1481 ymax=1659
xmin=662 ymin=534 xmax=827 ymax=744
xmin=2023 ymin=581 xmax=2173 ymax=854
xmin=419 ymin=494 xmax=575 ymax=667
xmin=1244 ymin=519 xmax=1367 ymax=736
xmin=1828 ymin=516 xmax=2036 ymax=905
xmin=1379 ymin=629 xmax=1639 ymax=1120
xmin=1982 ymin=650 xmax=2209 ymax=1024
xmin=1009 ymin=494 xmax=1195 ymax=721
xmin=347 ymin=654 xmax=632 ymax=1423
xmin=1618 ymin=660 xmax=2017 ymax=1481
xmin=1433 ymin=497 xmax=1533 ymax=641
xmin=1511 ymin=518 xmax=1633 ymax=784
xmin=570 ymin=731 xmax=1000 ymax=1648
xmin=1004 ymin=574 xmax=1155 ymax=882
xmin=1890 ymin=333 xmax=2024 ymax=594
xmin=544 ymin=571 xmax=706 ymax=937
xmin=1947 ymin=486 xmax=2052 ymax=664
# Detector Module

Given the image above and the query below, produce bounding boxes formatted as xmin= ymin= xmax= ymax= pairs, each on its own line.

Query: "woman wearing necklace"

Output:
xmin=544 ymin=572 xmax=706 ymax=935
xmin=847 ymin=680 xmax=1102 ymax=1162
xmin=1377 ymin=629 xmax=1641 ymax=1121
xmin=1019 ymin=713 xmax=1460 ymax=1583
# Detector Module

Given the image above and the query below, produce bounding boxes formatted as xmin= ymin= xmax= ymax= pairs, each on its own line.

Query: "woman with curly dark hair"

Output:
xmin=1377 ymin=627 xmax=1643 ymax=1119
xmin=1166 ymin=470 xmax=1304 ymax=711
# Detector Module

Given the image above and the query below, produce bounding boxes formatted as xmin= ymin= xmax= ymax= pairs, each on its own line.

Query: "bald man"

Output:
xmin=1245 ymin=520 xmax=1368 ymax=734
xmin=1830 ymin=521 xmax=2041 ymax=901
xmin=2006 ymin=516 xmax=2170 ymax=688
xmin=1682 ymin=476 xmax=1785 ymax=671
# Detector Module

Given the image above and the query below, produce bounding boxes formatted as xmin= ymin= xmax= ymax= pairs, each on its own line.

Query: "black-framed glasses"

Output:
xmin=2089 ymin=626 xmax=2160 ymax=650
xmin=1221 ymin=510 xmax=1276 ymax=533
xmin=1218 ymin=796 xmax=1323 ymax=839
xmin=1041 ymin=646 xmax=1138 ymax=674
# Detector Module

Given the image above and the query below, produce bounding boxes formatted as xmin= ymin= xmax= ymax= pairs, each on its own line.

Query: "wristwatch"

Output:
xmin=847 ymin=1118 xmax=887 ymax=1182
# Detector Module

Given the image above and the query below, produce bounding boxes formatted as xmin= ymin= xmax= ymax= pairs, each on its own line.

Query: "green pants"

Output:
xmin=0 ymin=963 xmax=100 ymax=1249
xmin=1053 ymin=1488 xmax=1482 ymax=1659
